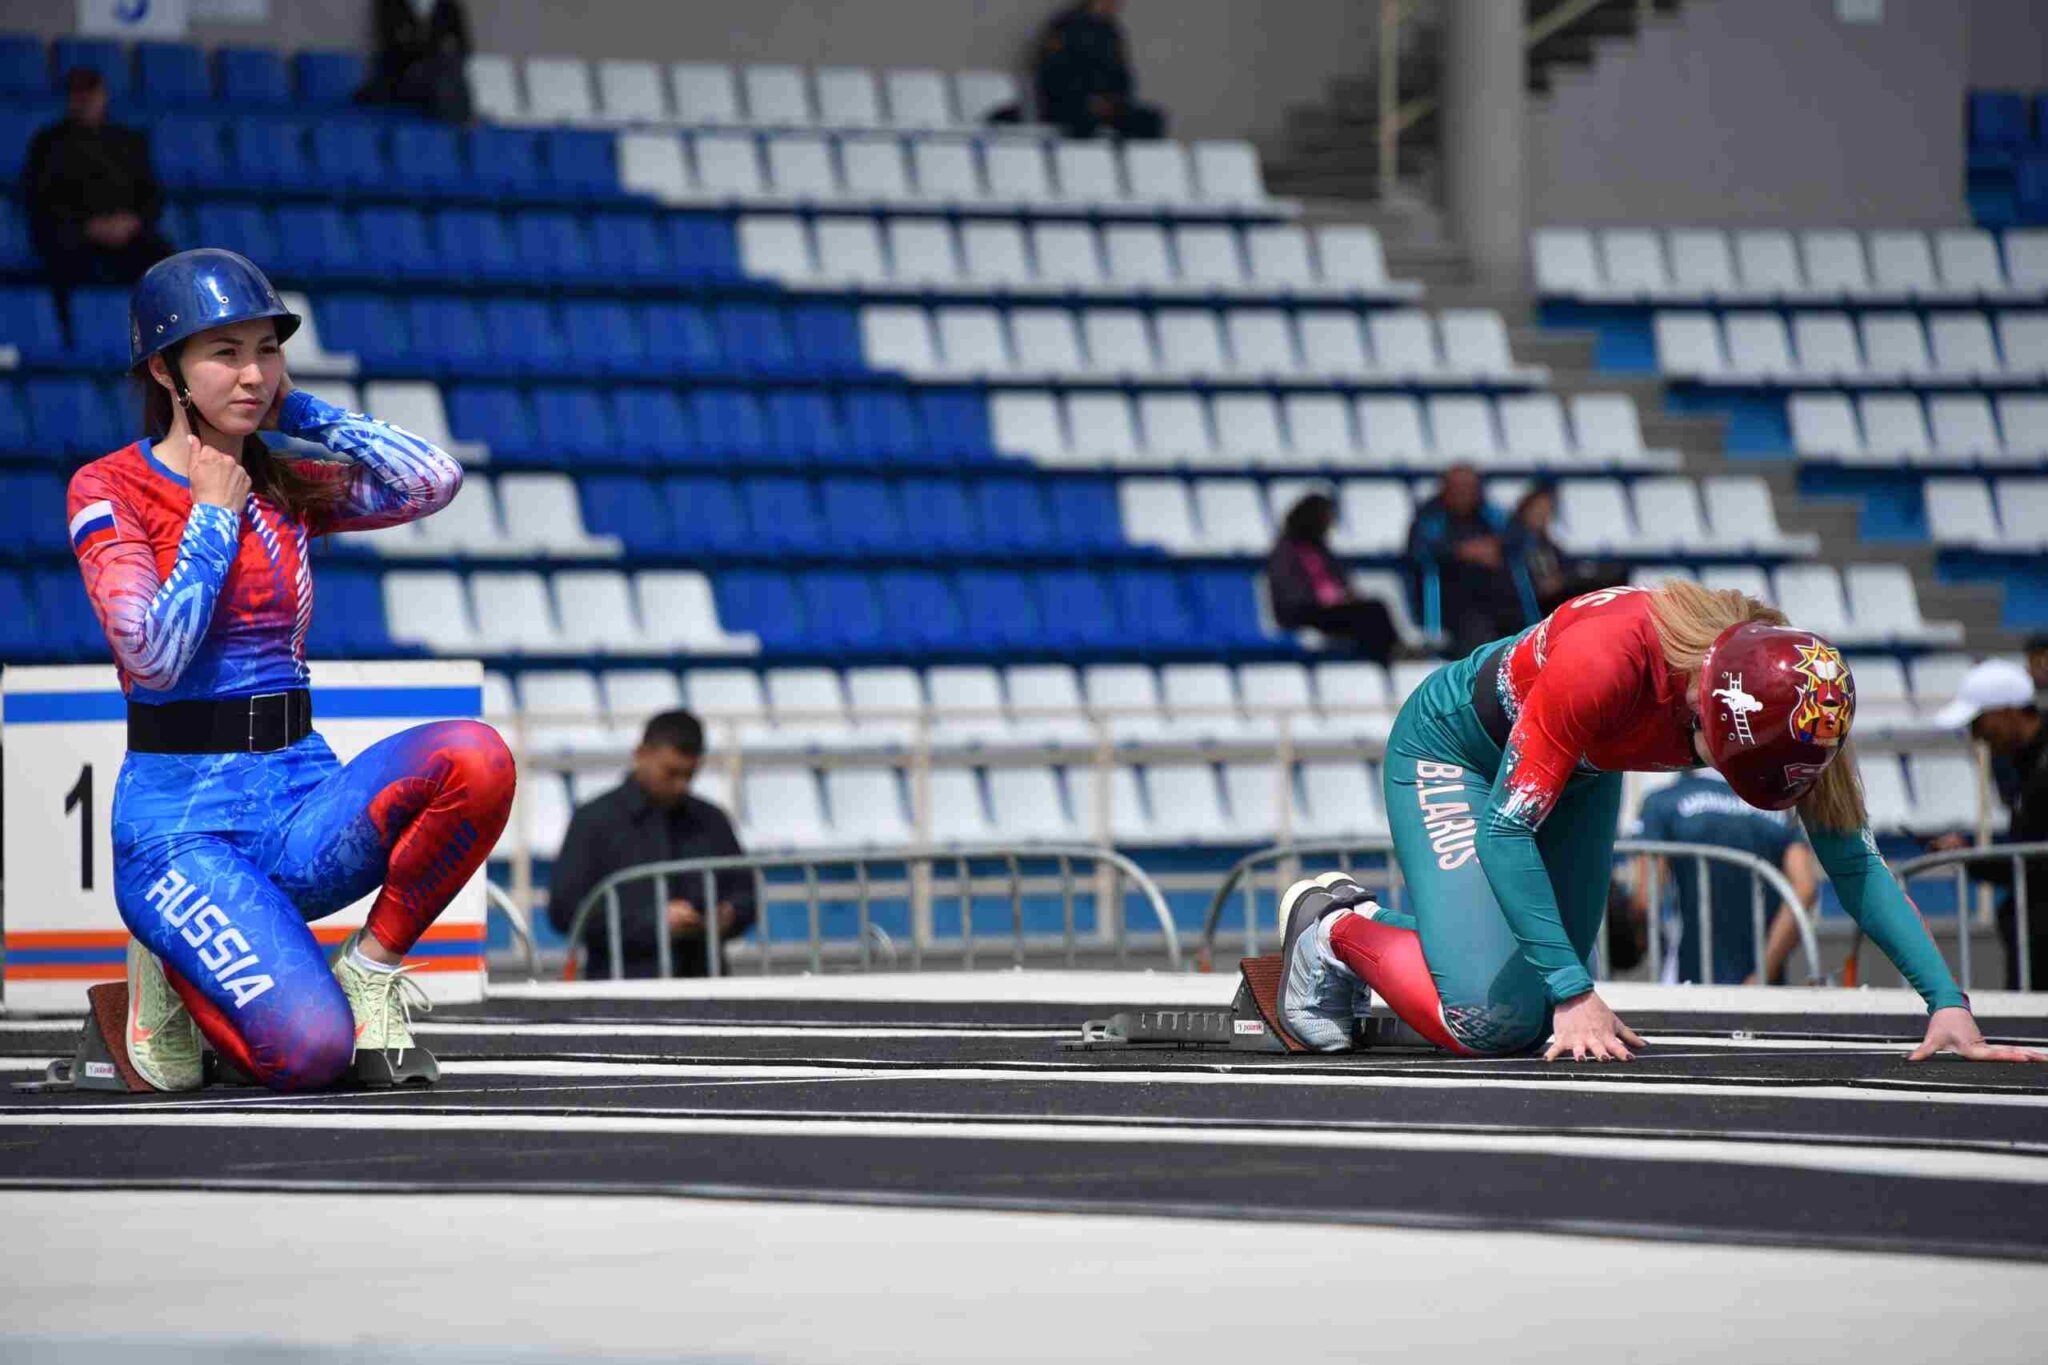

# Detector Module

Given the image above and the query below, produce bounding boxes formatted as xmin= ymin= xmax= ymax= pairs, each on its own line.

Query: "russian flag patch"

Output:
xmin=69 ymin=500 xmax=117 ymax=554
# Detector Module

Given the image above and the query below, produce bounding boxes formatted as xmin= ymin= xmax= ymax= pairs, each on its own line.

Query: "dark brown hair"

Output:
xmin=139 ymin=344 xmax=346 ymax=524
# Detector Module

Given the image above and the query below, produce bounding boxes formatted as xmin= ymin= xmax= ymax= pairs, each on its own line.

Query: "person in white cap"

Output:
xmin=1931 ymin=659 xmax=2046 ymax=991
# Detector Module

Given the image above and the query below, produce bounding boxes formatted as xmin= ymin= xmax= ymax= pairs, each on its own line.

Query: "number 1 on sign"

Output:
xmin=64 ymin=763 xmax=93 ymax=891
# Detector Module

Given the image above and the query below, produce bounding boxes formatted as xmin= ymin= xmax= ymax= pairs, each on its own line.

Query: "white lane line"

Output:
xmin=411 ymin=1023 xmax=1071 ymax=1040
xmin=4 ymin=1108 xmax=2045 ymax=1185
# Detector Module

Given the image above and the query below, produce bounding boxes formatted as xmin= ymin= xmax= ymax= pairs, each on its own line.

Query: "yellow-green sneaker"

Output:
xmin=125 ymin=939 xmax=202 ymax=1092
xmin=331 ymin=930 xmax=438 ymax=1087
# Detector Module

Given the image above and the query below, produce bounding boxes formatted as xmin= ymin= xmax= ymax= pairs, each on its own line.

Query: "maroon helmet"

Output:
xmin=1696 ymin=622 xmax=1856 ymax=810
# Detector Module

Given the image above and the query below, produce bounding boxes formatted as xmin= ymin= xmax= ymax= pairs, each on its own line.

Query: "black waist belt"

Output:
xmin=1470 ymin=643 xmax=1513 ymax=750
xmin=128 ymin=690 xmax=313 ymax=755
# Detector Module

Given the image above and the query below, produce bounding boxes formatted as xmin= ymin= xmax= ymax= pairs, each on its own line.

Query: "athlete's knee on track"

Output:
xmin=1441 ymin=994 xmax=1549 ymax=1056
xmin=246 ymin=990 xmax=356 ymax=1091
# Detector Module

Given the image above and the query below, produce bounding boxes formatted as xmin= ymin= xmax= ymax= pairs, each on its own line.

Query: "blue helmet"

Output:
xmin=128 ymin=248 xmax=300 ymax=372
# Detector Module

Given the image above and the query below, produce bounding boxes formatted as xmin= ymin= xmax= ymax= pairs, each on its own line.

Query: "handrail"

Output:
xmin=484 ymin=880 xmax=540 ymax=983
xmin=561 ymin=843 xmax=1183 ymax=979
xmin=1880 ymin=841 xmax=2048 ymax=993
xmin=1197 ymin=836 xmax=1822 ymax=984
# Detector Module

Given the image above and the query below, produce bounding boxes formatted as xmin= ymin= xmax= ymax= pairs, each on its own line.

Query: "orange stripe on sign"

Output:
xmin=4 ymin=964 xmax=125 ymax=981
xmin=309 ymin=924 xmax=485 ymax=946
xmin=3 ymin=931 xmax=132 ymax=950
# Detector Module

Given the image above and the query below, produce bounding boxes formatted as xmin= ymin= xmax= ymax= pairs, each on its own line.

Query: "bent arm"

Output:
xmin=278 ymin=390 xmax=462 ymax=536
xmin=1803 ymin=823 xmax=1967 ymax=1012
xmin=70 ymin=473 xmax=239 ymax=693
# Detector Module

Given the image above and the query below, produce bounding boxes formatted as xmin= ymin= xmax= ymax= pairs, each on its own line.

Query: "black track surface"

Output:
xmin=5 ymin=993 xmax=2046 ymax=1263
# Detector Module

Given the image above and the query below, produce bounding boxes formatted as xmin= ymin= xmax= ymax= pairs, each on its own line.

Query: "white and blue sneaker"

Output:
xmin=1277 ymin=872 xmax=1379 ymax=1053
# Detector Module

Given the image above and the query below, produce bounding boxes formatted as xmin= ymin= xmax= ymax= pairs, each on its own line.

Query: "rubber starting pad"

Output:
xmin=1065 ymin=954 xmax=1307 ymax=1053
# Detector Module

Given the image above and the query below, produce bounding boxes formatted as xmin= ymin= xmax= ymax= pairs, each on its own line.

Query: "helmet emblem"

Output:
xmin=1711 ymin=674 xmax=1760 ymax=745
xmin=1788 ymin=639 xmax=1852 ymax=748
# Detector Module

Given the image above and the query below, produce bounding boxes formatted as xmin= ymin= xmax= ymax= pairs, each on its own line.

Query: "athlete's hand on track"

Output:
xmin=1545 ymin=990 xmax=1646 ymax=1062
xmin=260 ymin=369 xmax=294 ymax=430
xmin=1909 ymin=1006 xmax=2048 ymax=1063
xmin=188 ymin=435 xmax=251 ymax=511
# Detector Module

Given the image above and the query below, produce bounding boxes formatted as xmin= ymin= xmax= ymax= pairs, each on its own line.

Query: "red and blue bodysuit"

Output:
xmin=69 ymin=390 xmax=516 ymax=1088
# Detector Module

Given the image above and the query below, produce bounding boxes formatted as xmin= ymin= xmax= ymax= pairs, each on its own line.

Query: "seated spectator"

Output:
xmin=1504 ymin=481 xmax=1625 ymax=621
xmin=355 ymin=0 xmax=473 ymax=124
xmin=1033 ymin=0 xmax=1167 ymax=140
xmin=1265 ymin=491 xmax=1396 ymax=663
xmin=1405 ymin=463 xmax=1523 ymax=658
xmin=545 ymin=710 xmax=755 ymax=979
xmin=22 ymin=68 xmax=174 ymax=292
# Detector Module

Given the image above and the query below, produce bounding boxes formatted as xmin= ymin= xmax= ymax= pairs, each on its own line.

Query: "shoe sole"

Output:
xmin=125 ymin=944 xmax=201 ymax=1093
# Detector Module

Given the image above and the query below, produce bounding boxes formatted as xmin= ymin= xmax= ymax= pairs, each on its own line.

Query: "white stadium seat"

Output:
xmin=1787 ymin=393 xmax=1862 ymax=459
xmin=737 ymin=215 xmax=814 ymax=282
xmin=742 ymin=769 xmax=829 ymax=848
xmin=742 ymin=64 xmax=812 ymax=126
xmin=364 ymin=381 xmax=483 ymax=463
xmin=1191 ymin=479 xmax=1271 ymax=554
xmin=1356 ymin=397 xmax=1429 ymax=465
xmin=671 ymin=63 xmax=741 ymax=125
xmin=1999 ymin=312 xmax=2048 ymax=379
xmin=2006 ymin=230 xmax=2048 ymax=293
xmin=764 ymin=133 xmax=839 ymax=200
xmin=1284 ymin=394 xmax=1358 ymax=460
xmin=596 ymin=60 xmax=669 ymax=123
xmin=1174 ymin=225 xmax=1247 ymax=290
xmin=383 ymin=571 xmax=477 ymax=653
xmin=524 ymin=56 xmax=596 ymax=124
xmin=1426 ymin=396 xmax=1501 ymax=465
xmin=1010 ymin=308 xmax=1087 ymax=376
xmin=1734 ymin=230 xmax=1805 ymax=298
xmin=1601 ymin=229 xmax=1670 ymax=297
xmin=1799 ymin=230 xmax=1872 ymax=297
xmin=1859 ymin=313 xmax=1934 ymax=379
xmin=1066 ymin=393 xmax=1140 ymax=464
xmin=1934 ymin=230 xmax=2011 ymax=299
xmin=603 ymin=669 xmax=684 ymax=726
xmin=1213 ymin=394 xmax=1288 ymax=465
xmin=1667 ymin=229 xmax=1737 ymax=297
xmin=1029 ymin=222 xmax=1105 ymax=289
xmin=1316 ymin=226 xmax=1403 ymax=296
xmin=1867 ymin=230 xmax=1938 ymax=297
xmin=1245 ymin=225 xmax=1317 ymax=291
xmin=1929 ymin=312 xmax=2002 ymax=380
xmin=1771 ymin=564 xmax=1853 ymax=638
xmin=1296 ymin=310 xmax=1373 ymax=378
xmin=984 ymin=141 xmax=1053 ymax=202
xmin=1653 ymin=312 xmax=1724 ymax=377
xmin=1533 ymin=228 xmax=1599 ymax=296
xmin=824 ymin=770 xmax=912 ymax=845
xmin=990 ymin=392 xmax=1064 ymax=461
xmin=1118 ymin=478 xmax=1202 ymax=552
xmin=518 ymin=670 xmax=612 ymax=753
xmin=1155 ymin=308 xmax=1229 ymax=377
xmin=816 ymin=218 xmax=888 ymax=285
xmin=1929 ymin=395 xmax=2005 ymax=460
xmin=934 ymin=307 xmax=1009 ymax=378
xmin=960 ymin=221 xmax=1033 ymax=286
xmin=1085 ymin=665 xmax=1168 ymax=743
xmin=635 ymin=571 xmax=758 ymax=653
xmin=1145 ymin=764 xmax=1227 ymax=842
xmin=1081 ymin=309 xmax=1157 ymax=377
xmin=814 ymin=67 xmax=883 ymax=128
xmin=1497 ymin=394 xmax=1572 ymax=465
xmin=1908 ymin=753 xmax=1980 ymax=830
xmin=467 ymin=55 xmax=522 ymax=122
xmin=1191 ymin=141 xmax=1268 ymax=205
xmin=925 ymin=769 xmax=996 ymax=843
xmin=1702 ymin=476 xmax=1816 ymax=553
xmin=884 ymin=69 xmax=953 ymax=128
xmin=1122 ymin=141 xmax=1193 ymax=203
xmin=470 ymin=572 xmax=560 ymax=653
xmin=986 ymin=767 xmax=1080 ymax=840
xmin=1924 ymin=478 xmax=2003 ymax=547
xmin=1995 ymin=479 xmax=2048 ymax=548
xmin=1845 ymin=564 xmax=1962 ymax=644
xmin=885 ymin=218 xmax=959 ymax=285
xmin=281 ymin=292 xmax=356 ymax=377
xmin=860 ymin=306 xmax=939 ymax=373
xmin=1003 ymin=664 xmax=1092 ymax=744
xmin=1053 ymin=142 xmax=1123 ymax=205
xmin=1570 ymin=393 xmax=1649 ymax=461
xmin=1791 ymin=312 xmax=1863 ymax=379
xmin=617 ymin=130 xmax=691 ymax=201
xmin=1722 ymin=312 xmax=1796 ymax=377
xmin=1139 ymin=394 xmax=1217 ymax=463
xmin=1104 ymin=224 xmax=1177 ymax=290
xmin=1858 ymin=394 xmax=1933 ymax=462
xmin=910 ymin=139 xmax=983 ymax=203
xmin=841 ymin=135 xmax=913 ymax=202
xmin=1224 ymin=309 xmax=1299 ymax=380
xmin=690 ymin=132 xmax=767 ymax=197
xmin=953 ymin=69 xmax=1020 ymax=124
xmin=1631 ymin=477 xmax=1711 ymax=551
xmin=1439 ymin=309 xmax=1521 ymax=378
xmin=499 ymin=474 xmax=618 ymax=556
xmin=1369 ymin=311 xmax=1441 ymax=378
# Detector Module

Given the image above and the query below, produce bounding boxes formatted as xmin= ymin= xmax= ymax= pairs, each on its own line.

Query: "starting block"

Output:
xmin=15 ymin=982 xmax=154 ymax=1093
xmin=1065 ymin=955 xmax=1432 ymax=1054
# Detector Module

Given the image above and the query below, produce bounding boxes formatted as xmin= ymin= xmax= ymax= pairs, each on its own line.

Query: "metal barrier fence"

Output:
xmin=1197 ymin=837 xmax=1824 ymax=984
xmin=1881 ymin=841 xmax=2048 ymax=993
xmin=560 ymin=843 xmax=1183 ymax=979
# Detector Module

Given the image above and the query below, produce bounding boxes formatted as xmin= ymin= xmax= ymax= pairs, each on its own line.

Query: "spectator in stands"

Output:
xmin=1630 ymin=772 xmax=1818 ymax=985
xmin=1929 ymin=660 xmax=2047 ymax=992
xmin=355 ymin=0 xmax=473 ymax=124
xmin=21 ymin=68 xmax=174 ymax=292
xmin=546 ymin=710 xmax=756 ymax=978
xmin=2027 ymin=634 xmax=2048 ymax=694
xmin=1405 ymin=463 xmax=1522 ymax=658
xmin=1265 ymin=491 xmax=1397 ymax=663
xmin=1033 ymin=0 xmax=1167 ymax=140
xmin=1504 ymin=481 xmax=1624 ymax=622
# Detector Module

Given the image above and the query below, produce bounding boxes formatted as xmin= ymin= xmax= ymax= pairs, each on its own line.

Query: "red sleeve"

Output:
xmin=1492 ymin=617 xmax=1650 ymax=831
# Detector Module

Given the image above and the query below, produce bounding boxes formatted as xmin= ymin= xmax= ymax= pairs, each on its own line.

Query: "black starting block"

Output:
xmin=15 ymin=982 xmax=154 ymax=1093
xmin=1065 ymin=954 xmax=1433 ymax=1055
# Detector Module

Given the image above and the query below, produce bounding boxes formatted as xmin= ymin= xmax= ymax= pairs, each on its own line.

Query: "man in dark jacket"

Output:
xmin=1404 ymin=463 xmax=1523 ymax=658
xmin=545 ymin=710 xmax=756 ymax=978
xmin=1033 ymin=0 xmax=1167 ymax=140
xmin=22 ymin=68 xmax=174 ymax=290
xmin=1931 ymin=660 xmax=2047 ymax=991
xmin=355 ymin=0 xmax=473 ymax=124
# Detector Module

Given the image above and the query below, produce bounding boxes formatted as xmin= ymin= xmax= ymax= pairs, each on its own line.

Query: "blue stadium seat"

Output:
xmin=13 ymin=471 xmax=67 ymax=555
xmin=1186 ymin=568 xmax=1265 ymax=646
xmin=716 ymin=570 xmax=805 ymax=649
xmin=842 ymin=389 xmax=923 ymax=466
xmin=896 ymin=478 xmax=979 ymax=554
xmin=431 ymin=207 xmax=521 ymax=284
xmin=33 ymin=566 xmax=107 ymax=660
xmin=743 ymin=476 xmax=821 ymax=551
xmin=802 ymin=572 xmax=888 ymax=651
xmin=230 ymin=119 xmax=314 ymax=191
xmin=0 ymin=34 xmax=45 ymax=100
xmin=310 ymin=294 xmax=408 ymax=368
xmin=390 ymin=122 xmax=468 ymax=196
xmin=764 ymin=391 xmax=844 ymax=463
xmin=1047 ymin=477 xmax=1123 ymax=550
xmin=664 ymin=476 xmax=750 ymax=552
xmin=512 ymin=209 xmax=600 ymax=284
xmin=917 ymin=391 xmax=995 ymax=462
xmin=482 ymin=298 xmax=570 ymax=377
xmin=468 ymin=126 xmax=544 ymax=197
xmin=820 ymin=478 xmax=905 ymax=555
xmin=1969 ymin=92 xmax=2031 ymax=162
xmin=0 ymin=198 xmax=29 ymax=274
xmin=2020 ymin=155 xmax=2048 ymax=224
xmin=311 ymin=120 xmax=387 ymax=191
xmin=529 ymin=386 xmax=617 ymax=464
xmin=715 ymin=303 xmax=799 ymax=376
xmin=561 ymin=301 xmax=649 ymax=378
xmin=446 ymin=385 xmax=534 ymax=462
xmin=305 ymin=567 xmax=391 ymax=656
xmin=691 ymin=388 xmax=768 ymax=462
xmin=0 ymin=106 xmax=52 ymax=182
xmin=149 ymin=113 xmax=231 ymax=189
xmin=294 ymin=50 xmax=366 ymax=106
xmin=1112 ymin=569 xmax=1194 ymax=648
xmin=0 ymin=570 xmax=43 ymax=659
xmin=588 ymin=212 xmax=673 ymax=284
xmin=957 ymin=570 xmax=1043 ymax=650
xmin=355 ymin=206 xmax=439 ymax=280
xmin=0 ymin=287 xmax=71 ymax=365
xmin=1037 ymin=569 xmax=1120 ymax=648
xmin=407 ymin=297 xmax=491 ymax=374
xmin=973 ymin=478 xmax=1054 ymax=551
xmin=269 ymin=205 xmax=361 ymax=280
xmin=876 ymin=570 xmax=964 ymax=648
xmin=789 ymin=304 xmax=864 ymax=376
xmin=215 ymin=47 xmax=291 ymax=106
xmin=136 ymin=42 xmax=210 ymax=105
xmin=0 ymin=381 xmax=31 ymax=453
xmin=610 ymin=387 xmax=693 ymax=464
xmin=193 ymin=203 xmax=279 ymax=266
xmin=581 ymin=475 xmax=672 ymax=551
xmin=670 ymin=214 xmax=741 ymax=280
xmin=0 ymin=473 xmax=30 ymax=552
xmin=642 ymin=302 xmax=722 ymax=374
xmin=66 ymin=287 xmax=130 ymax=368
xmin=540 ymin=128 xmax=619 ymax=199
xmin=52 ymin=38 xmax=130 ymax=101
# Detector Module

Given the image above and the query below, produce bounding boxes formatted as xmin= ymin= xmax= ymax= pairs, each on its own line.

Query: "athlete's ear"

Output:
xmin=145 ymin=352 xmax=176 ymax=395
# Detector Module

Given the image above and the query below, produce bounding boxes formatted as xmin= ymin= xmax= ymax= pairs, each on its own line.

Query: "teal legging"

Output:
xmin=1381 ymin=649 xmax=1620 ymax=1055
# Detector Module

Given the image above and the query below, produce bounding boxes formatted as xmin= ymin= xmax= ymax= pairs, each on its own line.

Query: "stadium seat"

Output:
xmin=1029 ymin=221 xmax=1105 ymax=289
xmin=842 ymin=134 xmax=913 ymax=202
xmin=1800 ymin=231 xmax=1872 ymax=297
xmin=357 ymin=206 xmax=439 ymax=281
xmin=910 ymin=139 xmax=982 ymax=203
xmin=884 ymin=69 xmax=953 ymax=129
xmin=985 ymin=766 xmax=1080 ymax=840
xmin=525 ymin=56 xmax=597 ymax=125
xmin=954 ymin=69 xmax=1020 ymax=124
xmin=985 ymin=140 xmax=1054 ymax=204
xmin=2000 ymin=312 xmax=2048 ymax=379
xmin=465 ymin=53 xmax=522 ymax=122
xmin=468 ymin=125 xmax=545 ymax=196
xmin=1145 ymin=762 xmax=1228 ymax=842
xmin=956 ymin=570 xmax=1044 ymax=650
xmin=1935 ymin=230 xmax=2011 ymax=299
xmin=1734 ymin=230 xmax=1805 ymax=299
xmin=1602 ymin=229 xmax=1671 ymax=298
xmin=596 ymin=58 xmax=670 ymax=123
xmin=1191 ymin=141 xmax=1267 ymax=205
xmin=885 ymin=218 xmax=959 ymax=284
xmin=27 ymin=377 xmax=123 ymax=456
xmin=1124 ymin=141 xmax=1193 ymax=205
xmin=878 ymin=570 xmax=967 ymax=650
xmin=309 ymin=119 xmax=385 ymax=191
xmin=1667 ymin=229 xmax=1736 ymax=297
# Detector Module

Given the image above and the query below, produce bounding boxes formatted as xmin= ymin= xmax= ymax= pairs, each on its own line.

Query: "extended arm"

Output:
xmin=69 ymin=468 xmax=239 ymax=693
xmin=278 ymin=389 xmax=462 ymax=535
